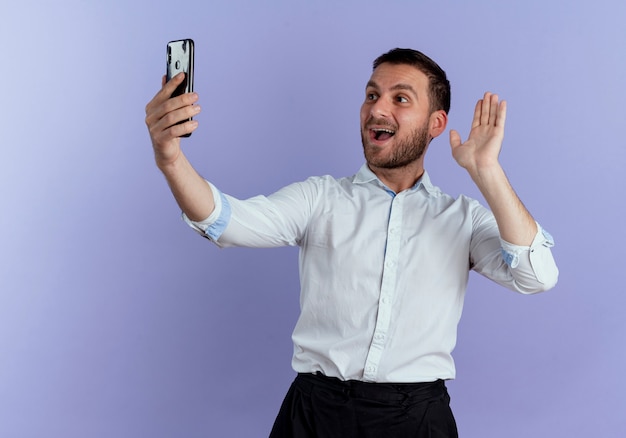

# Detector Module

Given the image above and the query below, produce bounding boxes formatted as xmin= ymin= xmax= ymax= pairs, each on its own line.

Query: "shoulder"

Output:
xmin=421 ymin=182 xmax=488 ymax=220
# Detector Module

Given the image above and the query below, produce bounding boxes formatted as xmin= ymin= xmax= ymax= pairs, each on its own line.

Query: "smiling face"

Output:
xmin=360 ymin=63 xmax=444 ymax=172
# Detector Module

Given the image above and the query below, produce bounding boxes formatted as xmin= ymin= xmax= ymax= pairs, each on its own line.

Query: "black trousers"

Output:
xmin=269 ymin=373 xmax=458 ymax=438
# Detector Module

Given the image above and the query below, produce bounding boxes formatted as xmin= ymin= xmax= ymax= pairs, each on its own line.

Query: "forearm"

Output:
xmin=158 ymin=152 xmax=215 ymax=222
xmin=469 ymin=163 xmax=536 ymax=246
xmin=145 ymin=72 xmax=210 ymax=220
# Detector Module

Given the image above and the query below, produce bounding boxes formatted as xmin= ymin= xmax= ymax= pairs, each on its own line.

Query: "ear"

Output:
xmin=428 ymin=110 xmax=448 ymax=139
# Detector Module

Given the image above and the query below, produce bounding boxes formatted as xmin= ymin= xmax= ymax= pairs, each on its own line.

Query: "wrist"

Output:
xmin=467 ymin=160 xmax=504 ymax=185
xmin=155 ymin=148 xmax=184 ymax=173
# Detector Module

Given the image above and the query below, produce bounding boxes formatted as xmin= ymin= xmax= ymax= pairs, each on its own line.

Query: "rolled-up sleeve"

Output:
xmin=499 ymin=222 xmax=559 ymax=293
xmin=470 ymin=200 xmax=559 ymax=294
xmin=182 ymin=178 xmax=321 ymax=249
xmin=182 ymin=181 xmax=232 ymax=242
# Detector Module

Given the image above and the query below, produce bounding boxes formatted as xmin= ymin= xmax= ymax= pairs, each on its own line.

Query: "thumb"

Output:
xmin=449 ymin=129 xmax=462 ymax=148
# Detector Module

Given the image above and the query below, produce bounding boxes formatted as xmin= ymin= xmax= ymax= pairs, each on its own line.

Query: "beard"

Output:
xmin=361 ymin=120 xmax=431 ymax=169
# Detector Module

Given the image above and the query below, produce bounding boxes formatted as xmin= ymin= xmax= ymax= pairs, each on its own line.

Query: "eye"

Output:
xmin=396 ymin=95 xmax=409 ymax=103
xmin=366 ymin=92 xmax=378 ymax=101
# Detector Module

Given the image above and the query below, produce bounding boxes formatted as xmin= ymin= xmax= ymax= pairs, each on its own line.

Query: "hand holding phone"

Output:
xmin=166 ymin=39 xmax=195 ymax=136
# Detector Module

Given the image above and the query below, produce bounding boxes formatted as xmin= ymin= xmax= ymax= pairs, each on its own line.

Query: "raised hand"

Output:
xmin=449 ymin=93 xmax=538 ymax=245
xmin=449 ymin=92 xmax=506 ymax=176
xmin=144 ymin=73 xmax=214 ymax=222
xmin=145 ymin=73 xmax=201 ymax=168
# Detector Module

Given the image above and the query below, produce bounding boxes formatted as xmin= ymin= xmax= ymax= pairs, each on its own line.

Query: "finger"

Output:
xmin=488 ymin=93 xmax=499 ymax=126
xmin=449 ymin=129 xmax=462 ymax=148
xmin=150 ymin=116 xmax=198 ymax=150
xmin=161 ymin=91 xmax=199 ymax=117
xmin=496 ymin=100 xmax=507 ymax=128
xmin=162 ymin=71 xmax=186 ymax=95
xmin=146 ymin=90 xmax=198 ymax=129
xmin=145 ymin=72 xmax=186 ymax=115
xmin=480 ymin=92 xmax=492 ymax=126
xmin=152 ymin=102 xmax=201 ymax=136
xmin=471 ymin=99 xmax=482 ymax=129
xmin=165 ymin=119 xmax=199 ymax=139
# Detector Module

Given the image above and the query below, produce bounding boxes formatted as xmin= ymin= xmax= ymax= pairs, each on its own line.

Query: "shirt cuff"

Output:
xmin=181 ymin=181 xmax=232 ymax=241
xmin=500 ymin=222 xmax=555 ymax=268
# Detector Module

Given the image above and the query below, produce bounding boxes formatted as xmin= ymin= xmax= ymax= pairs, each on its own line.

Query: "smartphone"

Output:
xmin=166 ymin=39 xmax=194 ymax=136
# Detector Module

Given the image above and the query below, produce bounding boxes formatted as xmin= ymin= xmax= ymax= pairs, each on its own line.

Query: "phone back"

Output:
xmin=166 ymin=39 xmax=194 ymax=98
xmin=166 ymin=39 xmax=194 ymax=137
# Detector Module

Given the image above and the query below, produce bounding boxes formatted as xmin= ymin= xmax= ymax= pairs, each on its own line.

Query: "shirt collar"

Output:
xmin=353 ymin=163 xmax=438 ymax=195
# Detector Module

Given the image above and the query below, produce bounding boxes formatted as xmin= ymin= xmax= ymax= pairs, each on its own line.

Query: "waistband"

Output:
xmin=295 ymin=372 xmax=447 ymax=403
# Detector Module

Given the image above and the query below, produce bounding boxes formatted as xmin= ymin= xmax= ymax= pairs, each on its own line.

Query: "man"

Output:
xmin=145 ymin=48 xmax=558 ymax=437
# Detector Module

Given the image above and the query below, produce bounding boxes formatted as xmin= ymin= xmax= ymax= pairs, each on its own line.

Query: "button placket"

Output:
xmin=363 ymin=193 xmax=404 ymax=381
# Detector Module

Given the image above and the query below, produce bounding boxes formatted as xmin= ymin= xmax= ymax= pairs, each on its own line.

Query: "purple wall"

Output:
xmin=1 ymin=1 xmax=625 ymax=436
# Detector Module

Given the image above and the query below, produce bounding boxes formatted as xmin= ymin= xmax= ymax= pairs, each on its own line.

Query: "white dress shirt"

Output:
xmin=184 ymin=165 xmax=558 ymax=383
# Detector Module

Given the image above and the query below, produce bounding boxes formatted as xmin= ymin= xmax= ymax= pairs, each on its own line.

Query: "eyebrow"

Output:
xmin=366 ymin=80 xmax=418 ymax=96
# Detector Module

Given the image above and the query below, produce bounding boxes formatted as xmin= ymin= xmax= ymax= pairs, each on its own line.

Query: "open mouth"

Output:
xmin=371 ymin=128 xmax=396 ymax=142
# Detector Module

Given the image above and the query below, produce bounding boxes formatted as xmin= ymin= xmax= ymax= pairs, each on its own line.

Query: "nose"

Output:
xmin=370 ymin=96 xmax=391 ymax=119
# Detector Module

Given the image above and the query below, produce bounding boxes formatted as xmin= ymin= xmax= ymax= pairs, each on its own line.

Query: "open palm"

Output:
xmin=449 ymin=92 xmax=507 ymax=174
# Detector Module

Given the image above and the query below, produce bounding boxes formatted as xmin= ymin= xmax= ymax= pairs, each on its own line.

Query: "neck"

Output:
xmin=369 ymin=161 xmax=425 ymax=193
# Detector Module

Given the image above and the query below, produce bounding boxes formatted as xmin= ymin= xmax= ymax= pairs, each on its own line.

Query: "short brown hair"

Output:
xmin=373 ymin=48 xmax=451 ymax=114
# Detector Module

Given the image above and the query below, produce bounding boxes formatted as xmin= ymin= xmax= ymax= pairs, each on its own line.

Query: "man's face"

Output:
xmin=360 ymin=63 xmax=433 ymax=170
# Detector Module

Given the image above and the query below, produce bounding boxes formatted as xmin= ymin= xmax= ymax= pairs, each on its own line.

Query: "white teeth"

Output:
xmin=373 ymin=128 xmax=395 ymax=134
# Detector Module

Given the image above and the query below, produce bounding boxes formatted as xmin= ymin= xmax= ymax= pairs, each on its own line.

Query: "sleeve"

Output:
xmin=469 ymin=200 xmax=559 ymax=294
xmin=182 ymin=178 xmax=322 ymax=249
xmin=182 ymin=181 xmax=231 ymax=241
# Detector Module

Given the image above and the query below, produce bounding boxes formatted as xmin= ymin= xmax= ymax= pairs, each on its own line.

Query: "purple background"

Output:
xmin=1 ymin=1 xmax=625 ymax=436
